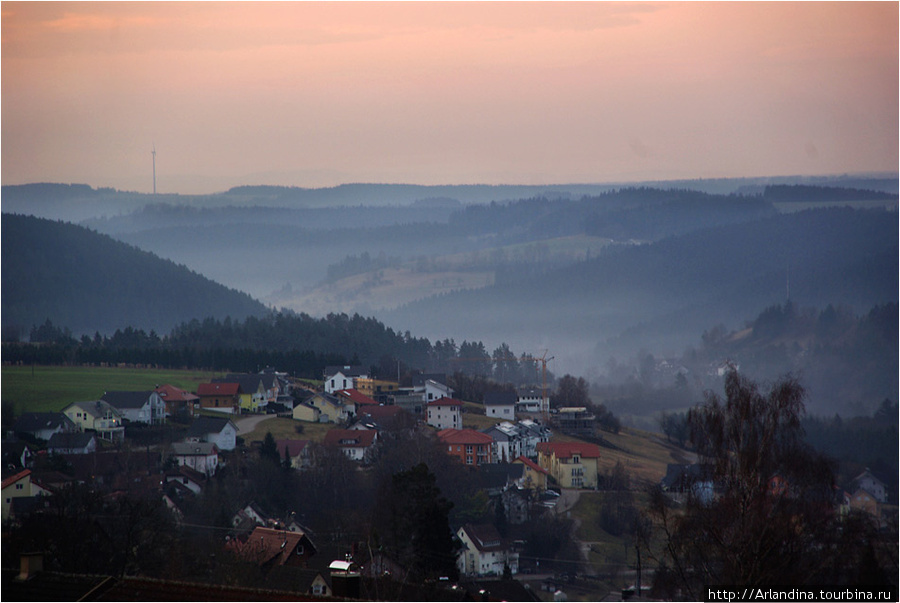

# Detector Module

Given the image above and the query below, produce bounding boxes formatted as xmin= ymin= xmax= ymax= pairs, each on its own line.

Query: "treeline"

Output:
xmin=3 ymin=313 xmax=553 ymax=387
xmin=762 ymin=184 xmax=898 ymax=203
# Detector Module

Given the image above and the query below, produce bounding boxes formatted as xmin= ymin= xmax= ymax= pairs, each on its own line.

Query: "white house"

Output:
xmin=185 ymin=416 xmax=238 ymax=451
xmin=516 ymin=387 xmax=549 ymax=414
xmin=101 ymin=391 xmax=166 ymax=425
xmin=850 ymin=469 xmax=888 ymax=503
xmin=456 ymin=523 xmax=518 ymax=577
xmin=170 ymin=442 xmax=219 ymax=476
xmin=426 ymin=398 xmax=463 ymax=430
xmin=324 ymin=365 xmax=368 ymax=394
xmin=424 ymin=379 xmax=454 ymax=402
xmin=482 ymin=422 xmax=522 ymax=463
xmin=323 ymin=428 xmax=377 ymax=462
xmin=483 ymin=391 xmax=517 ymax=419
xmin=47 ymin=432 xmax=97 ymax=455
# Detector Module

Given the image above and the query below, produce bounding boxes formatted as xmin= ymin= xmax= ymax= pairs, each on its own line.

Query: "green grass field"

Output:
xmin=2 ymin=365 xmax=225 ymax=414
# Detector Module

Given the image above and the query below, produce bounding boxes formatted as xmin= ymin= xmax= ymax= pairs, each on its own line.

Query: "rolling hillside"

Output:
xmin=378 ymin=207 xmax=898 ymax=375
xmin=1 ymin=214 xmax=267 ymax=338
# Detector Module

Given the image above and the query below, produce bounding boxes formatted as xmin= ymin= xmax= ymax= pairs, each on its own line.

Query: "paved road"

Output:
xmin=233 ymin=413 xmax=279 ymax=436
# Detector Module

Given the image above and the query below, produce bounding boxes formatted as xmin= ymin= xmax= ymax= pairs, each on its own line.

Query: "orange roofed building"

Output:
xmin=438 ymin=428 xmax=494 ymax=468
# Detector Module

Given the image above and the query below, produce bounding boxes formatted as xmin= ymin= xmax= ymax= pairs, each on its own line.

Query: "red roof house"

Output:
xmin=438 ymin=428 xmax=494 ymax=467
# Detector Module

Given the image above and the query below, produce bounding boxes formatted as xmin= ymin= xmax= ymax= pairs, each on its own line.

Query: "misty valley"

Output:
xmin=2 ymin=176 xmax=897 ymax=600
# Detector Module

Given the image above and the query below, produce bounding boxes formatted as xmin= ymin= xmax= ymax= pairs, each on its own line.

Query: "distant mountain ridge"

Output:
xmin=1 ymin=214 xmax=267 ymax=338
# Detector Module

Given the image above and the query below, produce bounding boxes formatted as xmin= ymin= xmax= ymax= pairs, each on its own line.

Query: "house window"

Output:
xmin=466 ymin=445 xmax=473 ymax=454
xmin=15 ymin=483 xmax=24 ymax=490
xmin=466 ymin=456 xmax=473 ymax=465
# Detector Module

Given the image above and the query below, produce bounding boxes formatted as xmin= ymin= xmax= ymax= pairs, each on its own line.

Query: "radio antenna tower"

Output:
xmin=151 ymin=144 xmax=157 ymax=195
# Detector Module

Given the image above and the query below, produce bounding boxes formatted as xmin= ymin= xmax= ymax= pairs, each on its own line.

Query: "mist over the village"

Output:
xmin=2 ymin=2 xmax=897 ymax=602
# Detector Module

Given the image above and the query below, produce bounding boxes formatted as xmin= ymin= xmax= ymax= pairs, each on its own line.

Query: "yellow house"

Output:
xmin=292 ymin=402 xmax=322 ymax=423
xmin=213 ymin=376 xmax=268 ymax=413
xmin=302 ymin=392 xmax=350 ymax=423
xmin=535 ymin=441 xmax=601 ymax=489
xmin=62 ymin=400 xmax=125 ymax=442
xmin=2 ymin=469 xmax=49 ymax=522
xmin=514 ymin=455 xmax=550 ymax=491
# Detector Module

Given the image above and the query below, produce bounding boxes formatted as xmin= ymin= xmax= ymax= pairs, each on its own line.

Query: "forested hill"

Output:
xmin=381 ymin=206 xmax=898 ymax=370
xmin=1 ymin=214 xmax=267 ymax=338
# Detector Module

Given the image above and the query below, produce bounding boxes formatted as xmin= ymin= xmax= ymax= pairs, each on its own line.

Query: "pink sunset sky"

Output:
xmin=2 ymin=1 xmax=897 ymax=194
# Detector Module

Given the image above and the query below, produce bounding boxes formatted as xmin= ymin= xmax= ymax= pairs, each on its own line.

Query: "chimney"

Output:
xmin=17 ymin=552 xmax=43 ymax=580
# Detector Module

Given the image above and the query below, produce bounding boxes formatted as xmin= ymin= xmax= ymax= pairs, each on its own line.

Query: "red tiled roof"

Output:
xmin=1 ymin=469 xmax=31 ymax=490
xmin=437 ymin=428 xmax=494 ymax=445
xmin=323 ymin=428 xmax=377 ymax=448
xmin=275 ymin=439 xmax=310 ymax=457
xmin=227 ymin=526 xmax=315 ymax=567
xmin=155 ymin=384 xmax=199 ymax=401
xmin=335 ymin=389 xmax=378 ymax=406
xmin=197 ymin=382 xmax=240 ymax=396
xmin=536 ymin=441 xmax=601 ymax=459
xmin=426 ymin=397 xmax=463 ymax=407
xmin=515 ymin=455 xmax=549 ymax=475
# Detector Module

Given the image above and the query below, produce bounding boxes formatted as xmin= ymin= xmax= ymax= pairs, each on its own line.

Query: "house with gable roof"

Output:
xmin=849 ymin=469 xmax=887 ymax=503
xmin=514 ymin=455 xmax=551 ymax=491
xmin=303 ymin=392 xmax=351 ymax=423
xmin=101 ymin=391 xmax=166 ymax=425
xmin=334 ymin=389 xmax=378 ymax=416
xmin=324 ymin=365 xmax=368 ymax=394
xmin=227 ymin=525 xmax=317 ymax=570
xmin=47 ymin=432 xmax=97 ymax=455
xmin=12 ymin=413 xmax=76 ymax=442
xmin=154 ymin=384 xmax=199 ymax=418
xmin=276 ymin=439 xmax=311 ymax=470
xmin=197 ymin=382 xmax=242 ymax=414
xmin=214 ymin=374 xmax=268 ymax=413
xmin=2 ymin=469 xmax=51 ymax=522
xmin=323 ymin=428 xmax=377 ymax=462
xmin=536 ymin=441 xmax=601 ymax=489
xmin=170 ymin=442 xmax=219 ymax=476
xmin=426 ymin=397 xmax=463 ymax=430
xmin=456 ymin=523 xmax=519 ymax=577
xmin=62 ymin=400 xmax=124 ymax=443
xmin=484 ymin=391 xmax=517 ymax=419
xmin=185 ymin=416 xmax=238 ymax=451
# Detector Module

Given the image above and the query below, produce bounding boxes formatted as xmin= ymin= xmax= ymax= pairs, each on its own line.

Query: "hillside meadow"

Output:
xmin=1 ymin=364 xmax=226 ymax=414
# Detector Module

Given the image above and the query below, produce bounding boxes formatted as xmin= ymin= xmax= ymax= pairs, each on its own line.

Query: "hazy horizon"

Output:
xmin=3 ymin=2 xmax=897 ymax=195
